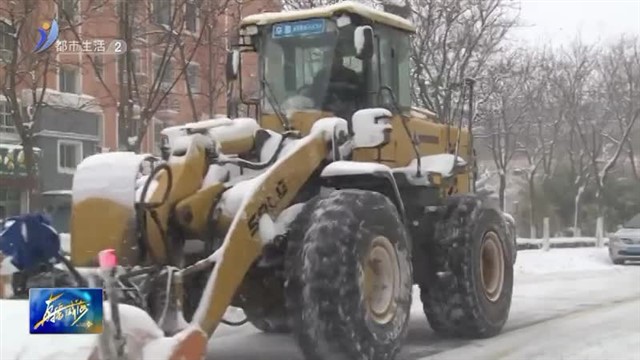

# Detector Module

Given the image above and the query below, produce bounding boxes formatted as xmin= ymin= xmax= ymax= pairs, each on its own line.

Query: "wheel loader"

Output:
xmin=2 ymin=2 xmax=517 ymax=359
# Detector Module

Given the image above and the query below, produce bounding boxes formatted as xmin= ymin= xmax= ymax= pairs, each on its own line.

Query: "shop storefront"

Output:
xmin=0 ymin=144 xmax=40 ymax=218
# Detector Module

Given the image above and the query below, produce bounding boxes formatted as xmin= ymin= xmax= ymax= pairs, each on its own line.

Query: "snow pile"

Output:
xmin=310 ymin=117 xmax=349 ymax=141
xmin=515 ymin=247 xmax=620 ymax=275
xmin=208 ymin=117 xmax=260 ymax=145
xmin=406 ymin=154 xmax=467 ymax=177
xmin=321 ymin=161 xmax=392 ymax=177
xmin=73 ymin=152 xmax=150 ymax=207
xmin=259 ymin=130 xmax=283 ymax=163
xmin=258 ymin=203 xmax=305 ymax=244
xmin=218 ymin=173 xmax=267 ymax=218
xmin=0 ymin=301 xmax=163 ymax=360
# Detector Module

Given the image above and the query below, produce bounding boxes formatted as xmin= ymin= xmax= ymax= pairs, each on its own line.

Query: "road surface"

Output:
xmin=1 ymin=248 xmax=638 ymax=360
xmin=208 ymin=248 xmax=640 ymax=360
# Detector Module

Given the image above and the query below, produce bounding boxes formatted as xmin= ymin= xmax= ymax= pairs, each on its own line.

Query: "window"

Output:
xmin=58 ymin=140 xmax=82 ymax=173
xmin=0 ymin=101 xmax=15 ymax=133
xmin=93 ymin=55 xmax=104 ymax=79
xmin=154 ymin=55 xmax=173 ymax=88
xmin=185 ymin=0 xmax=198 ymax=32
xmin=0 ymin=21 xmax=15 ymax=63
xmin=59 ymin=66 xmax=80 ymax=94
xmin=0 ymin=188 xmax=21 ymax=218
xmin=377 ymin=27 xmax=412 ymax=110
xmin=58 ymin=0 xmax=78 ymax=21
xmin=152 ymin=0 xmax=171 ymax=26
xmin=186 ymin=62 xmax=199 ymax=93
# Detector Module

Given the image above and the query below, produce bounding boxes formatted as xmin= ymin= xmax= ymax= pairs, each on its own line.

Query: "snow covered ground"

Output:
xmin=205 ymin=247 xmax=640 ymax=360
xmin=1 ymin=247 xmax=639 ymax=360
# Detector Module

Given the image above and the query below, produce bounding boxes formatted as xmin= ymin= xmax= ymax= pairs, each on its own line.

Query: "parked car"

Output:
xmin=609 ymin=213 xmax=640 ymax=264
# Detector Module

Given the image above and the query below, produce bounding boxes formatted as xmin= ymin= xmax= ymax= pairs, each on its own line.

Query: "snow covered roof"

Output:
xmin=241 ymin=1 xmax=416 ymax=33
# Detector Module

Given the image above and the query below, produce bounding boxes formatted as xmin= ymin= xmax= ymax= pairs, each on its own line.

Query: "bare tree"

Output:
xmin=1 ymin=1 xmax=58 ymax=205
xmin=548 ymin=41 xmax=598 ymax=235
xmin=476 ymin=49 xmax=533 ymax=211
xmin=410 ymin=0 xmax=518 ymax=126
xmin=551 ymin=39 xmax=638 ymax=234
xmin=512 ymin=49 xmax=562 ymax=237
xmin=57 ymin=0 xmax=236 ymax=152
xmin=598 ymin=35 xmax=640 ymax=181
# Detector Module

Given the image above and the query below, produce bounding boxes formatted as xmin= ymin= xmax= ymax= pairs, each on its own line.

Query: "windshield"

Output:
xmin=623 ymin=213 xmax=640 ymax=229
xmin=262 ymin=18 xmax=364 ymax=117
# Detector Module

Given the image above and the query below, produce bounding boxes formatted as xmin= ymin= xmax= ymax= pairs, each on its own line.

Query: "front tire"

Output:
xmin=285 ymin=189 xmax=412 ymax=360
xmin=420 ymin=194 xmax=514 ymax=338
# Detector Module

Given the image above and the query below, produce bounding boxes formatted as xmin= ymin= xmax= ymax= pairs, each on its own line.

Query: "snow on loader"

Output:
xmin=1 ymin=2 xmax=517 ymax=360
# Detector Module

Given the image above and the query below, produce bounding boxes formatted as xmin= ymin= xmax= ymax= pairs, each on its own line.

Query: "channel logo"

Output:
xmin=33 ymin=20 xmax=59 ymax=54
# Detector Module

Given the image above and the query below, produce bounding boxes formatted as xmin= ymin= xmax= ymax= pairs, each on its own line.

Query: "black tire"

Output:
xmin=285 ymin=189 xmax=413 ymax=360
xmin=420 ymin=194 xmax=514 ymax=338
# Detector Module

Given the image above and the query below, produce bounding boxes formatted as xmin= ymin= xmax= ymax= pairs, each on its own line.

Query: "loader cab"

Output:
xmin=229 ymin=2 xmax=415 ymax=134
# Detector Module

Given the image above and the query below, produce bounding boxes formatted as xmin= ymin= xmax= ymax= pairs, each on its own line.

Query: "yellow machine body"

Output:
xmin=66 ymin=3 xmax=477 ymax=359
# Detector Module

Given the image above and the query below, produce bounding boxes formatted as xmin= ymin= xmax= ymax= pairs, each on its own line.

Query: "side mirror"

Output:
xmin=354 ymin=26 xmax=374 ymax=60
xmin=226 ymin=49 xmax=240 ymax=81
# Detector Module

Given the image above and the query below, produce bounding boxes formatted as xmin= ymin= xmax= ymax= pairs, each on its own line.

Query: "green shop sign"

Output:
xmin=0 ymin=145 xmax=40 ymax=177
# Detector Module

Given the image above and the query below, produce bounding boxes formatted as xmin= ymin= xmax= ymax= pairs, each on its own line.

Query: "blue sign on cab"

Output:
xmin=272 ymin=19 xmax=326 ymax=39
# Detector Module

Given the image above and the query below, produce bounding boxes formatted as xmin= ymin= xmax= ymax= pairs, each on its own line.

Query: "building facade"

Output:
xmin=0 ymin=0 xmax=278 ymax=216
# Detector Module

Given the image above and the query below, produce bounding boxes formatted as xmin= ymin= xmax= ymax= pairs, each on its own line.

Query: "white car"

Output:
xmin=609 ymin=213 xmax=640 ymax=265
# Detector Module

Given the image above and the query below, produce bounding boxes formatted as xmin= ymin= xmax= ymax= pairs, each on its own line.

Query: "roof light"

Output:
xmin=245 ymin=25 xmax=259 ymax=36
xmin=336 ymin=14 xmax=351 ymax=28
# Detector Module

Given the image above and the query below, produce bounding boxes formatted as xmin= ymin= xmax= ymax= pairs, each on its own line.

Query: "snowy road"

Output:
xmin=208 ymin=248 xmax=640 ymax=360
xmin=1 ymin=248 xmax=639 ymax=360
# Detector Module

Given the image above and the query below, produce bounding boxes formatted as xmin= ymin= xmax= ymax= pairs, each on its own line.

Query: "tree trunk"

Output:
xmin=528 ymin=175 xmax=536 ymax=238
xmin=573 ymin=185 xmax=584 ymax=237
xmin=498 ymin=172 xmax=506 ymax=211
xmin=627 ymin=144 xmax=639 ymax=181
xmin=23 ymin=140 xmax=40 ymax=212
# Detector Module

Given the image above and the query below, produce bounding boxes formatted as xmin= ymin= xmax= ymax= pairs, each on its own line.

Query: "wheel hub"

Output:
xmin=363 ymin=236 xmax=400 ymax=324
xmin=480 ymin=231 xmax=505 ymax=302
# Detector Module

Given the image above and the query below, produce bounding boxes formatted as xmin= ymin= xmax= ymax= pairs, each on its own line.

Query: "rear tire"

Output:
xmin=420 ymin=194 xmax=513 ymax=338
xmin=285 ymin=189 xmax=412 ymax=360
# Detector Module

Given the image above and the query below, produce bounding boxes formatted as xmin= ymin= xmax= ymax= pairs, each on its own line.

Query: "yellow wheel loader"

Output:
xmin=48 ymin=2 xmax=516 ymax=359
